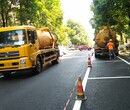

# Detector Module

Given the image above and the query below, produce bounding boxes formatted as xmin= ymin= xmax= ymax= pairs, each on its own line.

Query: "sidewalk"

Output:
xmin=119 ymin=50 xmax=130 ymax=59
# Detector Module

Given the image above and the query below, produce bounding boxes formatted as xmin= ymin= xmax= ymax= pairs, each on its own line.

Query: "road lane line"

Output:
xmin=72 ymin=100 xmax=82 ymax=110
xmin=93 ymin=60 xmax=122 ymax=63
xmin=60 ymin=56 xmax=86 ymax=59
xmin=117 ymin=56 xmax=130 ymax=65
xmin=73 ymin=68 xmax=91 ymax=110
xmin=63 ymin=70 xmax=84 ymax=110
xmin=64 ymin=50 xmax=93 ymax=110
xmin=88 ymin=76 xmax=130 ymax=80
xmin=82 ymin=68 xmax=90 ymax=91
xmin=72 ymin=52 xmax=94 ymax=110
xmin=0 ymin=76 xmax=3 ymax=78
xmin=63 ymin=83 xmax=77 ymax=110
xmin=72 ymin=55 xmax=129 ymax=110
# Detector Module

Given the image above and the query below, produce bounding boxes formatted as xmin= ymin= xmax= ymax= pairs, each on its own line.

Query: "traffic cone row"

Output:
xmin=76 ymin=77 xmax=87 ymax=100
xmin=88 ymin=54 xmax=92 ymax=67
xmin=75 ymin=54 xmax=92 ymax=101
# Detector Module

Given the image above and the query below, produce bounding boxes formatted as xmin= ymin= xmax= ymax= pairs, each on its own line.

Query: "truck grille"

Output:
xmin=0 ymin=61 xmax=19 ymax=70
xmin=0 ymin=51 xmax=19 ymax=58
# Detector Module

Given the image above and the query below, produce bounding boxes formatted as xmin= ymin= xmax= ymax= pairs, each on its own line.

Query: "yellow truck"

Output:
xmin=94 ymin=27 xmax=119 ymax=58
xmin=0 ymin=26 xmax=59 ymax=77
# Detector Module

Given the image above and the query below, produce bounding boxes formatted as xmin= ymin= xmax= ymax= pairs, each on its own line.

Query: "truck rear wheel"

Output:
xmin=33 ymin=57 xmax=42 ymax=74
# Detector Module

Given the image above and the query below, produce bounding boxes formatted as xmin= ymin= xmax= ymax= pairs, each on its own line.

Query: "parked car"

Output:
xmin=78 ymin=45 xmax=92 ymax=51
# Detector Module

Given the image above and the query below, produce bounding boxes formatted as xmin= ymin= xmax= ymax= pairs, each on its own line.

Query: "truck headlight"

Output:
xmin=20 ymin=59 xmax=26 ymax=64
xmin=20 ymin=66 xmax=26 ymax=68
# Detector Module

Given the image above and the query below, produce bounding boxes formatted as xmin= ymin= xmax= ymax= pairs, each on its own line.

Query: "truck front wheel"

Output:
xmin=33 ymin=57 xmax=42 ymax=74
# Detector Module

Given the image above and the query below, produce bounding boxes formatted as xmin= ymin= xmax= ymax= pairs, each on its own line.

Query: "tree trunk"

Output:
xmin=119 ymin=32 xmax=126 ymax=51
xmin=5 ymin=11 xmax=8 ymax=26
xmin=1 ymin=6 xmax=5 ymax=27
xmin=119 ymin=32 xmax=124 ymax=43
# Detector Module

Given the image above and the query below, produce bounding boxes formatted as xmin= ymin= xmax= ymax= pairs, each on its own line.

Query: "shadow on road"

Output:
xmin=0 ymin=63 xmax=58 ymax=80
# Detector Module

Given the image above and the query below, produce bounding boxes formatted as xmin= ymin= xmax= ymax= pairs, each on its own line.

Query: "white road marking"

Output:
xmin=73 ymin=68 xmax=91 ymax=110
xmin=0 ymin=76 xmax=3 ymax=78
xmin=117 ymin=56 xmax=130 ymax=65
xmin=88 ymin=76 xmax=130 ymax=80
xmin=72 ymin=55 xmax=130 ymax=110
xmin=93 ymin=60 xmax=122 ymax=63
xmin=72 ymin=100 xmax=82 ymax=110
xmin=82 ymin=68 xmax=90 ymax=91
xmin=60 ymin=56 xmax=86 ymax=59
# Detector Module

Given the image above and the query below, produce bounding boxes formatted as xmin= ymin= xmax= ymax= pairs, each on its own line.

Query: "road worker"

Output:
xmin=107 ymin=39 xmax=116 ymax=59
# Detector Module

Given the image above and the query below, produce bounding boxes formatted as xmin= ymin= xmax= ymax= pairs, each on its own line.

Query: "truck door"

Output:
xmin=27 ymin=30 xmax=38 ymax=57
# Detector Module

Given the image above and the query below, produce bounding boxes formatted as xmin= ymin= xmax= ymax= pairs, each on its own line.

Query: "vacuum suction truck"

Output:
xmin=0 ymin=26 xmax=59 ymax=77
xmin=94 ymin=27 xmax=119 ymax=57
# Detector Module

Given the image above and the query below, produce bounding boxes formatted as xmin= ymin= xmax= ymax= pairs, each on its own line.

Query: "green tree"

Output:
xmin=66 ymin=19 xmax=89 ymax=45
xmin=55 ymin=25 xmax=71 ymax=46
xmin=16 ymin=0 xmax=38 ymax=25
xmin=0 ymin=0 xmax=18 ymax=27
xmin=91 ymin=0 xmax=130 ymax=42
xmin=0 ymin=0 xmax=63 ymax=29
xmin=33 ymin=0 xmax=63 ymax=31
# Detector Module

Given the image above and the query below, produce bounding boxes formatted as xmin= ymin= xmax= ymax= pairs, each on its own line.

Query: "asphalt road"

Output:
xmin=0 ymin=50 xmax=89 ymax=110
xmin=81 ymin=55 xmax=130 ymax=110
xmin=0 ymin=50 xmax=130 ymax=110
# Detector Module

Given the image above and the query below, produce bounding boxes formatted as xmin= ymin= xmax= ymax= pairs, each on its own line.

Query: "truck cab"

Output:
xmin=0 ymin=26 xmax=41 ymax=77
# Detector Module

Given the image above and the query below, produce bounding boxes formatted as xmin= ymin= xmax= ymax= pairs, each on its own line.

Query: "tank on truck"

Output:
xmin=37 ymin=28 xmax=55 ymax=48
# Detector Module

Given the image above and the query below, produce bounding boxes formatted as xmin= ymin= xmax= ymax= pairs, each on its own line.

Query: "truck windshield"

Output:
xmin=0 ymin=29 xmax=27 ymax=48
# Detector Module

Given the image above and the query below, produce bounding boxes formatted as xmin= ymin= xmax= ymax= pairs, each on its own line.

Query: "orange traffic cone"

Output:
xmin=88 ymin=54 xmax=92 ymax=67
xmin=76 ymin=77 xmax=87 ymax=100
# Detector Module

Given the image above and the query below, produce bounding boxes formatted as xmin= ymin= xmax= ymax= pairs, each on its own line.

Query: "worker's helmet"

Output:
xmin=109 ymin=39 xmax=112 ymax=42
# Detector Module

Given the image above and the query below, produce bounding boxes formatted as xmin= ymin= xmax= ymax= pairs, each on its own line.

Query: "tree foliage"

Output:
xmin=0 ymin=0 xmax=63 ymax=29
xmin=0 ymin=0 xmax=66 ymax=44
xmin=91 ymin=0 xmax=130 ymax=40
xmin=0 ymin=0 xmax=18 ymax=27
xmin=66 ymin=19 xmax=89 ymax=45
xmin=55 ymin=25 xmax=71 ymax=46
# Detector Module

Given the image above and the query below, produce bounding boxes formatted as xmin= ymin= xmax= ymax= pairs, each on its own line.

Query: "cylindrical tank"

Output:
xmin=37 ymin=29 xmax=57 ymax=49
xmin=94 ymin=27 xmax=117 ymax=47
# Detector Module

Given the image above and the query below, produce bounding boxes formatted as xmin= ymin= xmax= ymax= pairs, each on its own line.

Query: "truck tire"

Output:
xmin=33 ymin=57 xmax=42 ymax=74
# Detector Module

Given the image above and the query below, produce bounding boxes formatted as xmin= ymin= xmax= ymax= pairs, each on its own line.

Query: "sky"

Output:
xmin=60 ymin=0 xmax=95 ymax=42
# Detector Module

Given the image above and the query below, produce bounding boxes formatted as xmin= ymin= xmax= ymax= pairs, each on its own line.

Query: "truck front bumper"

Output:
xmin=0 ymin=57 xmax=33 ymax=73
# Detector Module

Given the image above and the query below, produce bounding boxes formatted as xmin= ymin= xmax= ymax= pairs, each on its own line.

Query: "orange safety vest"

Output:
xmin=107 ymin=42 xmax=114 ymax=50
